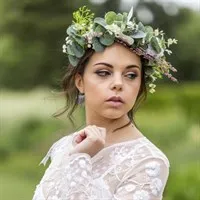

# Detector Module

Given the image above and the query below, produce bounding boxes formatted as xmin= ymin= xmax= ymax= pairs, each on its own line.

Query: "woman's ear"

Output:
xmin=75 ymin=73 xmax=84 ymax=93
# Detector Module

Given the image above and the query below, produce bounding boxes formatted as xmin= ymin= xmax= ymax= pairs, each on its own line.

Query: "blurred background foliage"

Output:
xmin=0 ymin=0 xmax=199 ymax=200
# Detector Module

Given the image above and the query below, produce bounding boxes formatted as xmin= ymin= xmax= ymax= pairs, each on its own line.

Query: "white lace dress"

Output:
xmin=32 ymin=132 xmax=170 ymax=200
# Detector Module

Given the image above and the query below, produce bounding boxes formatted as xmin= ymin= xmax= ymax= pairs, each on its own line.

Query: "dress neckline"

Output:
xmin=71 ymin=132 xmax=147 ymax=159
xmin=104 ymin=136 xmax=146 ymax=150
xmin=91 ymin=136 xmax=147 ymax=161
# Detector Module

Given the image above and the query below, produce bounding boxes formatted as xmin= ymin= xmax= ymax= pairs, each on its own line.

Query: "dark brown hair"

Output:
xmin=53 ymin=44 xmax=147 ymax=132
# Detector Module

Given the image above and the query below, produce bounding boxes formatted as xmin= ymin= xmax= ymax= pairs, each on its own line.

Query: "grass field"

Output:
xmin=0 ymin=173 xmax=36 ymax=200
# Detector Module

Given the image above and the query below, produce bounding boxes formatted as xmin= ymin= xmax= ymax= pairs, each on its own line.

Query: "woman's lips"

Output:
xmin=106 ymin=96 xmax=124 ymax=103
xmin=106 ymin=100 xmax=124 ymax=107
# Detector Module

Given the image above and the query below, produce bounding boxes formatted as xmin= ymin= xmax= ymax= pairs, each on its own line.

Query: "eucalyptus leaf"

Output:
xmin=94 ymin=17 xmax=107 ymax=28
xmin=160 ymin=39 xmax=166 ymax=48
xmin=119 ymin=33 xmax=134 ymax=45
xmin=105 ymin=11 xmax=117 ymax=25
xmin=68 ymin=55 xmax=79 ymax=66
xmin=145 ymin=26 xmax=153 ymax=33
xmin=145 ymin=32 xmax=153 ymax=42
xmin=132 ymin=30 xmax=146 ymax=39
xmin=115 ymin=21 xmax=122 ymax=27
xmin=151 ymin=37 xmax=162 ymax=53
xmin=122 ymin=12 xmax=128 ymax=24
xmin=67 ymin=45 xmax=75 ymax=56
xmin=116 ymin=13 xmax=123 ymax=21
xmin=72 ymin=36 xmax=85 ymax=47
xmin=100 ymin=32 xmax=115 ymax=46
xmin=71 ymin=41 xmax=85 ymax=58
xmin=138 ymin=22 xmax=145 ymax=32
xmin=67 ymin=26 xmax=77 ymax=36
xmin=95 ymin=25 xmax=106 ymax=34
xmin=92 ymin=37 xmax=105 ymax=52
xmin=121 ymin=23 xmax=126 ymax=31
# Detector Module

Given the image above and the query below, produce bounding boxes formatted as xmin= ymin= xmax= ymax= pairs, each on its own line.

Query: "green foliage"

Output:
xmin=62 ymin=6 xmax=178 ymax=93
xmin=105 ymin=11 xmax=117 ymax=25
xmin=94 ymin=17 xmax=107 ymax=28
xmin=132 ymin=30 xmax=146 ymax=39
xmin=145 ymin=26 xmax=154 ymax=42
xmin=67 ymin=26 xmax=78 ymax=36
xmin=71 ymin=41 xmax=85 ymax=58
xmin=67 ymin=45 xmax=75 ymax=56
xmin=165 ymin=163 xmax=200 ymax=200
xmin=172 ymin=10 xmax=200 ymax=81
xmin=72 ymin=6 xmax=94 ymax=34
xmin=94 ymin=24 xmax=106 ymax=34
xmin=0 ymin=117 xmax=64 ymax=160
xmin=99 ymin=32 xmax=115 ymax=46
xmin=178 ymin=83 xmax=200 ymax=122
xmin=0 ymin=1 xmax=199 ymax=89
xmin=0 ymin=173 xmax=37 ymax=200
xmin=68 ymin=54 xmax=80 ymax=67
xmin=151 ymin=37 xmax=162 ymax=53
xmin=92 ymin=37 xmax=105 ymax=52
xmin=73 ymin=35 xmax=86 ymax=47
xmin=138 ymin=22 xmax=145 ymax=32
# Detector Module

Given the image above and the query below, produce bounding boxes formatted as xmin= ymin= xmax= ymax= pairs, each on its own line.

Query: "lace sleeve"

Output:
xmin=113 ymin=157 xmax=170 ymax=200
xmin=32 ymin=134 xmax=95 ymax=200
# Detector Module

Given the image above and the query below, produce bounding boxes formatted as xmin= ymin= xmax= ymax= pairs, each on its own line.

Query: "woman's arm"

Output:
xmin=32 ymin=126 xmax=107 ymax=200
xmin=32 ymin=152 xmax=93 ymax=200
xmin=32 ymin=134 xmax=95 ymax=200
xmin=112 ymin=157 xmax=170 ymax=200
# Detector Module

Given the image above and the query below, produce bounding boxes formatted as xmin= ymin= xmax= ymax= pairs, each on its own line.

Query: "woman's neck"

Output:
xmin=85 ymin=113 xmax=143 ymax=147
xmin=86 ymin=114 xmax=130 ymax=135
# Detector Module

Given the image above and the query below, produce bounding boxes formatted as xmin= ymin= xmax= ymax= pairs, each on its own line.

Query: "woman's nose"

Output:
xmin=111 ymin=74 xmax=123 ymax=91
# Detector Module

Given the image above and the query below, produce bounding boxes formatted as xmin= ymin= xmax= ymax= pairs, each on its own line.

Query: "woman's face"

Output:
xmin=75 ymin=42 xmax=142 ymax=119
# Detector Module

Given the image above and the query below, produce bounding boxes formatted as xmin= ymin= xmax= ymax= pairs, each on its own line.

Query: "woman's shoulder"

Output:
xmin=39 ymin=132 xmax=77 ymax=166
xmin=140 ymin=136 xmax=170 ymax=168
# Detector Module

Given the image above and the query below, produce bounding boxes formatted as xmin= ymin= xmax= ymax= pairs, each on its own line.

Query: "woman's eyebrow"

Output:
xmin=93 ymin=62 xmax=141 ymax=70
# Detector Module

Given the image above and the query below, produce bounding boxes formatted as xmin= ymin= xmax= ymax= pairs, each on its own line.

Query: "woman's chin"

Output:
xmin=101 ymin=110 xmax=125 ymax=119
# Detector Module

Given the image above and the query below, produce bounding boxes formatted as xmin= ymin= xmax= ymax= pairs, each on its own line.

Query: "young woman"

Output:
xmin=32 ymin=6 xmax=177 ymax=200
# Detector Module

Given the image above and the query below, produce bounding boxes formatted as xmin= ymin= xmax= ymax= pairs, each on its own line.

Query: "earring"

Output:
xmin=78 ymin=92 xmax=85 ymax=105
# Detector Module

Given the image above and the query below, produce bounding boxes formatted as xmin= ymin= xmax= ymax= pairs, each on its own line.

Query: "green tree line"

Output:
xmin=0 ymin=0 xmax=199 ymax=89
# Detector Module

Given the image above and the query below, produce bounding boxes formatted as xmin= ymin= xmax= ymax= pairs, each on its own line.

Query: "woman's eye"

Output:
xmin=126 ymin=73 xmax=137 ymax=79
xmin=95 ymin=71 xmax=138 ymax=79
xmin=95 ymin=71 xmax=110 ymax=77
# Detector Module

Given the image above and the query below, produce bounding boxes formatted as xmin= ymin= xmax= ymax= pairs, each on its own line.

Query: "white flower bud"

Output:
xmin=87 ymin=44 xmax=92 ymax=48
xmin=154 ymin=29 xmax=159 ymax=36
xmin=149 ymin=83 xmax=156 ymax=88
xmin=149 ymin=88 xmax=156 ymax=93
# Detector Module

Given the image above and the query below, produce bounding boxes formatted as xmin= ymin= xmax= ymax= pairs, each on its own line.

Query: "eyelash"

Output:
xmin=95 ymin=70 xmax=138 ymax=80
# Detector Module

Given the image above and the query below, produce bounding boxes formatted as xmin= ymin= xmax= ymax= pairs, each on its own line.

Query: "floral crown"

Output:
xmin=62 ymin=6 xmax=178 ymax=93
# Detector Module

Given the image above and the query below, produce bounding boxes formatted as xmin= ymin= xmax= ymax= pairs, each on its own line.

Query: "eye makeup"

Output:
xmin=95 ymin=70 xmax=138 ymax=80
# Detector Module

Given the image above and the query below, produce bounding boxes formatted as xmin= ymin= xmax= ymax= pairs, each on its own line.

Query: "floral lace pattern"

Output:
xmin=32 ymin=133 xmax=170 ymax=200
